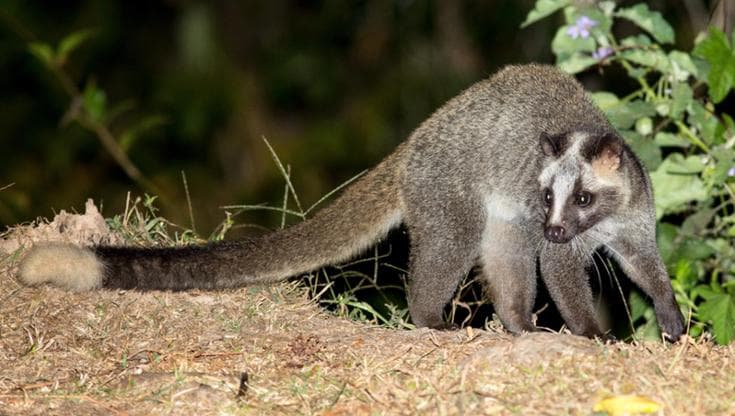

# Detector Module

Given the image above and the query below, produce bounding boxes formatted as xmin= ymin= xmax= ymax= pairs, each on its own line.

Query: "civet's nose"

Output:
xmin=544 ymin=225 xmax=567 ymax=243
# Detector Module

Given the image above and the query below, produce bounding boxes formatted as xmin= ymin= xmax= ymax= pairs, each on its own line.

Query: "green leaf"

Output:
xmin=83 ymin=83 xmax=107 ymax=123
xmin=697 ymin=291 xmax=735 ymax=344
xmin=615 ymin=4 xmax=675 ymax=44
xmin=689 ymin=324 xmax=704 ymax=338
xmin=620 ymin=34 xmax=652 ymax=48
xmin=28 ymin=42 xmax=55 ymax=67
xmin=634 ymin=318 xmax=662 ymax=341
xmin=694 ymin=284 xmax=720 ymax=300
xmin=521 ymin=0 xmax=571 ymax=28
xmin=630 ymin=290 xmax=653 ymax=322
xmin=708 ymin=239 xmax=735 ymax=275
xmin=688 ymin=101 xmax=721 ymax=145
xmin=557 ymin=53 xmax=599 ymax=74
xmin=675 ymin=237 xmax=716 ymax=261
xmin=673 ymin=259 xmax=700 ymax=289
xmin=666 ymin=153 xmax=706 ymax=174
xmin=718 ymin=113 xmax=735 ymax=143
xmin=707 ymin=147 xmax=735 ymax=186
xmin=693 ymin=27 xmax=735 ymax=103
xmin=625 ymin=65 xmax=649 ymax=79
xmin=630 ymin=290 xmax=661 ymax=341
xmin=604 ymin=100 xmax=656 ymax=130
xmin=709 ymin=159 xmax=735 ymax=186
xmin=590 ymin=91 xmax=619 ymax=110
xmin=650 ymin=154 xmax=708 ymax=218
xmin=622 ymin=130 xmax=661 ymax=170
xmin=119 ymin=115 xmax=167 ymax=151
xmin=668 ymin=50 xmax=700 ymax=80
xmin=670 ymin=82 xmax=693 ymax=120
xmin=691 ymin=55 xmax=711 ymax=83
xmin=598 ymin=1 xmax=616 ymax=17
xmin=620 ymin=48 xmax=671 ymax=73
xmin=681 ymin=208 xmax=716 ymax=235
xmin=656 ymin=222 xmax=679 ymax=268
xmin=57 ymin=29 xmax=94 ymax=64
xmin=654 ymin=132 xmax=689 ymax=148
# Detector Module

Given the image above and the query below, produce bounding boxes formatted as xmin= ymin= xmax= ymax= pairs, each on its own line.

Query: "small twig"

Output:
xmin=181 ymin=171 xmax=196 ymax=234
xmin=219 ymin=204 xmax=305 ymax=219
xmin=326 ymin=382 xmax=347 ymax=408
xmin=170 ymin=386 xmax=201 ymax=400
xmin=191 ymin=351 xmax=243 ymax=359
xmin=281 ymin=165 xmax=291 ymax=229
xmin=261 ymin=136 xmax=303 ymax=214
xmin=305 ymin=170 xmax=366 ymax=215
xmin=362 ymin=387 xmax=385 ymax=406
xmin=18 ymin=379 xmax=65 ymax=390
xmin=237 ymin=372 xmax=249 ymax=398
xmin=413 ymin=346 xmax=439 ymax=367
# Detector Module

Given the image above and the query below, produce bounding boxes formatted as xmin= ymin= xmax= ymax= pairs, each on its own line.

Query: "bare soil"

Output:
xmin=1 ymin=204 xmax=733 ymax=415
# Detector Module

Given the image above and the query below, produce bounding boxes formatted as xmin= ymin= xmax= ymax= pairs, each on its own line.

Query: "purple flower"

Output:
xmin=728 ymin=166 xmax=735 ymax=177
xmin=593 ymin=46 xmax=613 ymax=60
xmin=567 ymin=16 xmax=597 ymax=39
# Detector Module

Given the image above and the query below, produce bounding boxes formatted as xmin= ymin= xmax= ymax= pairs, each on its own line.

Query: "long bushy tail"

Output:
xmin=18 ymin=150 xmax=406 ymax=292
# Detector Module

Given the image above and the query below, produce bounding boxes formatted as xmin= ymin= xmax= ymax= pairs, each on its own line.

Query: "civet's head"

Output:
xmin=537 ymin=131 xmax=627 ymax=243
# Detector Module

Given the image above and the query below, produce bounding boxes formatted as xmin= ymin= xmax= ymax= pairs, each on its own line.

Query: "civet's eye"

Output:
xmin=543 ymin=189 xmax=553 ymax=206
xmin=576 ymin=191 xmax=593 ymax=207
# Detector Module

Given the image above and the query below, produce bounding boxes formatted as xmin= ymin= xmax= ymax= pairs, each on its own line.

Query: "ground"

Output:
xmin=1 ymin=203 xmax=733 ymax=415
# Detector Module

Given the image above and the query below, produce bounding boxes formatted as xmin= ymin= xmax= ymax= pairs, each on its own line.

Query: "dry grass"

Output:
xmin=1 ymin=203 xmax=734 ymax=415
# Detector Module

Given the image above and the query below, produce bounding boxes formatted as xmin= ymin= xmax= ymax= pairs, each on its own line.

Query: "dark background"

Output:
xmin=0 ymin=1 xmax=713 ymax=234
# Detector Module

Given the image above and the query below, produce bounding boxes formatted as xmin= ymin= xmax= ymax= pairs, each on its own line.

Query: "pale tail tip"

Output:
xmin=18 ymin=244 xmax=103 ymax=292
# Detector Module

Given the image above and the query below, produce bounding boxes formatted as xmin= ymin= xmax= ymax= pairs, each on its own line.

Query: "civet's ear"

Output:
xmin=539 ymin=132 xmax=568 ymax=157
xmin=584 ymin=133 xmax=623 ymax=173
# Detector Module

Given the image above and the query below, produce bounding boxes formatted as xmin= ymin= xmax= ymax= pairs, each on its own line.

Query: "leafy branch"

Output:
xmin=27 ymin=30 xmax=167 ymax=200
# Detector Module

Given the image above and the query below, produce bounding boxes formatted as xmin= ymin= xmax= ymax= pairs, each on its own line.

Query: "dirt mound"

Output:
xmin=0 ymin=199 xmax=121 ymax=257
xmin=1 ymin=204 xmax=733 ymax=414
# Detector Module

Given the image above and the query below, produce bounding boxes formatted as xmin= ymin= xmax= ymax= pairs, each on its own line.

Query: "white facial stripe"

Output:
xmin=537 ymin=132 xmax=587 ymax=186
xmin=537 ymin=132 xmax=594 ymax=226
xmin=538 ymin=161 xmax=557 ymax=185
xmin=566 ymin=132 xmax=586 ymax=155
xmin=550 ymin=172 xmax=575 ymax=224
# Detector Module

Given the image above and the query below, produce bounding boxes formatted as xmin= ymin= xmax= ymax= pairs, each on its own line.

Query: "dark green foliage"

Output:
xmin=693 ymin=27 xmax=735 ymax=103
xmin=1 ymin=2 xmax=521 ymax=231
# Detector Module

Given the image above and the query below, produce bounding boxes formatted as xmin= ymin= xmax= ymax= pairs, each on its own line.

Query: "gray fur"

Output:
xmin=17 ymin=64 xmax=684 ymax=340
